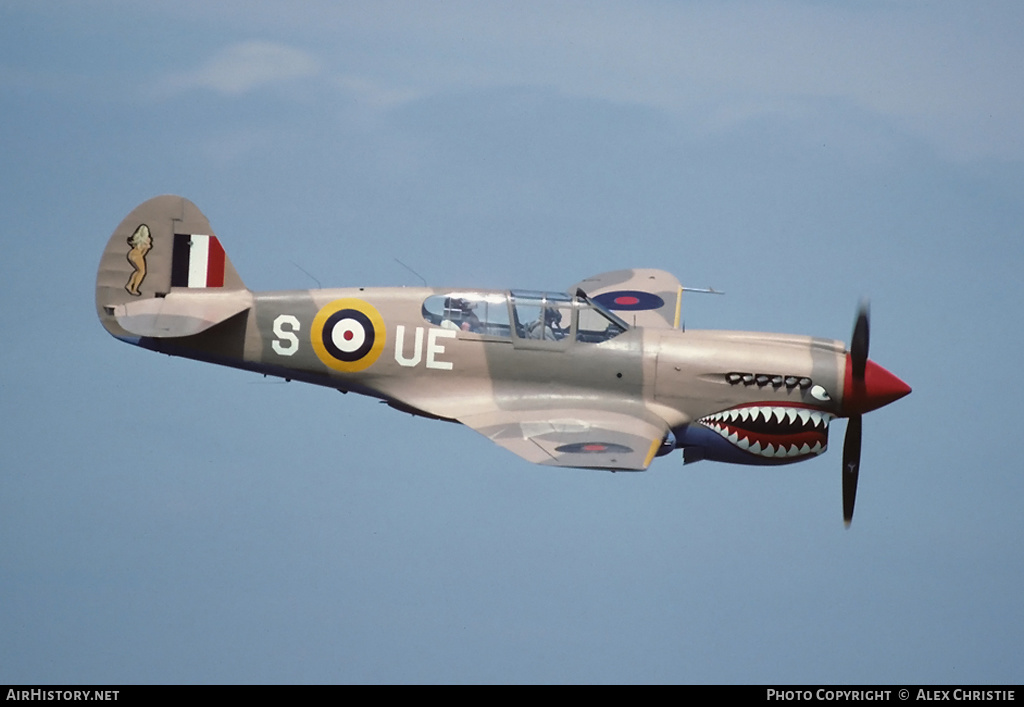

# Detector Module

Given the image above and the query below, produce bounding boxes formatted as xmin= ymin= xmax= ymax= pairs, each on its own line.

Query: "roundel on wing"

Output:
xmin=555 ymin=442 xmax=633 ymax=454
xmin=311 ymin=298 xmax=386 ymax=373
xmin=593 ymin=290 xmax=665 ymax=311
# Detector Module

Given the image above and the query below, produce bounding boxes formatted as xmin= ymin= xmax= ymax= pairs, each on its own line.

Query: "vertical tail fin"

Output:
xmin=96 ymin=195 xmax=250 ymax=340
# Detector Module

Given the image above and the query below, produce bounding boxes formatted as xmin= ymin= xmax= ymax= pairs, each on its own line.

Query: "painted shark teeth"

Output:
xmin=702 ymin=405 xmax=833 ymax=430
xmin=698 ymin=404 xmax=833 ymax=459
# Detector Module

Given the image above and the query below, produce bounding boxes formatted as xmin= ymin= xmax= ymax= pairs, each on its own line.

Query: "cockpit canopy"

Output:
xmin=421 ymin=290 xmax=627 ymax=343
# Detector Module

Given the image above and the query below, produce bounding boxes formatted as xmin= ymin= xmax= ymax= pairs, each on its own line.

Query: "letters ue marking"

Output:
xmin=395 ymin=326 xmax=455 ymax=370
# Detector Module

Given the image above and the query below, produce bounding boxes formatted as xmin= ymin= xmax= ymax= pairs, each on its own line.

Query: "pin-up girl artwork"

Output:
xmin=125 ymin=224 xmax=153 ymax=296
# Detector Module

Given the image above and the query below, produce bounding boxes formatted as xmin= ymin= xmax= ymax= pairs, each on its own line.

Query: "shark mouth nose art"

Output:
xmin=699 ymin=404 xmax=834 ymax=459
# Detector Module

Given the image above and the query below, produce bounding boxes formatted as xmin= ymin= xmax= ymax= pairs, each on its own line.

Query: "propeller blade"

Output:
xmin=850 ymin=302 xmax=870 ymax=380
xmin=843 ymin=303 xmax=869 ymax=525
xmin=842 ymin=414 xmax=863 ymax=526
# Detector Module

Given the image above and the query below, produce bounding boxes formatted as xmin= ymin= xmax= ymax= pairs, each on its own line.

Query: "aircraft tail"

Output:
xmin=96 ymin=195 xmax=251 ymax=341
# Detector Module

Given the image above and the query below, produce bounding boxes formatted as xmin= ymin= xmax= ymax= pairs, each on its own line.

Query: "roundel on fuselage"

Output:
xmin=311 ymin=298 xmax=386 ymax=373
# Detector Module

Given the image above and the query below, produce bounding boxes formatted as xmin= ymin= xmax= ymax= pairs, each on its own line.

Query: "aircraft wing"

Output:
xmin=458 ymin=406 xmax=669 ymax=471
xmin=572 ymin=269 xmax=682 ymax=329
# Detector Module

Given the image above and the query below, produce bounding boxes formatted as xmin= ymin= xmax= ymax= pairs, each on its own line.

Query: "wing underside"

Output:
xmin=458 ymin=407 xmax=669 ymax=471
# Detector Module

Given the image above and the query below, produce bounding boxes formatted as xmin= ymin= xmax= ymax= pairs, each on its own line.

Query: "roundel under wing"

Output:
xmin=593 ymin=290 xmax=666 ymax=311
xmin=572 ymin=269 xmax=681 ymax=329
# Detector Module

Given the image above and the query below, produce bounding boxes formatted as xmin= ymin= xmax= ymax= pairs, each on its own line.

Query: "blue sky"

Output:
xmin=2 ymin=1 xmax=1022 ymax=684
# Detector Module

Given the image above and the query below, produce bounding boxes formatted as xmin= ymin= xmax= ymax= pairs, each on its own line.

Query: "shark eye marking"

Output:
xmin=810 ymin=385 xmax=832 ymax=401
xmin=699 ymin=404 xmax=834 ymax=459
xmin=726 ymin=372 xmax=812 ymax=390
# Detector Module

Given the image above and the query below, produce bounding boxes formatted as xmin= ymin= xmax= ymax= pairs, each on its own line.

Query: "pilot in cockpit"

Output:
xmin=526 ymin=306 xmax=566 ymax=340
xmin=441 ymin=297 xmax=481 ymax=332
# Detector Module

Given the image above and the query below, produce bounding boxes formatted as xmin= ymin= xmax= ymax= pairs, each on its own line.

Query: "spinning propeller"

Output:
xmin=840 ymin=303 xmax=911 ymax=526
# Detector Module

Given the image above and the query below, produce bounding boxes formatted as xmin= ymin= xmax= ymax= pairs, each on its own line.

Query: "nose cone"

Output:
xmin=843 ymin=356 xmax=912 ymax=416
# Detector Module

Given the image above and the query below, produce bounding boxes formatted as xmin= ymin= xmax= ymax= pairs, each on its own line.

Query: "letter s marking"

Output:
xmin=272 ymin=314 xmax=301 ymax=356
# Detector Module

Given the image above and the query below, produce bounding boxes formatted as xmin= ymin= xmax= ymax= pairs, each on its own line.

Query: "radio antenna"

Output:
xmin=394 ymin=257 xmax=427 ymax=287
xmin=290 ymin=261 xmax=322 ymax=289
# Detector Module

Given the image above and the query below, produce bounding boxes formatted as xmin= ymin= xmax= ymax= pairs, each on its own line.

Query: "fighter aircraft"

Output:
xmin=96 ymin=196 xmax=910 ymax=524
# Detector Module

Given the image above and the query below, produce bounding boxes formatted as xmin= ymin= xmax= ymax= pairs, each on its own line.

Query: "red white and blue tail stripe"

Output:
xmin=171 ymin=233 xmax=226 ymax=288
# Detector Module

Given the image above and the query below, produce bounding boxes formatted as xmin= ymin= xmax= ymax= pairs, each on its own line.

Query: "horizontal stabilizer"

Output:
xmin=107 ymin=289 xmax=252 ymax=338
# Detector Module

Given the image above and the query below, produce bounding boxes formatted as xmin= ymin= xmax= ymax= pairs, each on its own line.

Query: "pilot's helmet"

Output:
xmin=444 ymin=297 xmax=471 ymax=315
xmin=544 ymin=307 xmax=562 ymax=325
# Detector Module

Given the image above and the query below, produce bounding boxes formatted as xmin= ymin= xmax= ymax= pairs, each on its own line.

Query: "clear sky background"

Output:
xmin=2 ymin=1 xmax=1022 ymax=684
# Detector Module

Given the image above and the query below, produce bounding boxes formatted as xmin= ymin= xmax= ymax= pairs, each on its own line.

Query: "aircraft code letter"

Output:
xmin=394 ymin=326 xmax=455 ymax=370
xmin=272 ymin=314 xmax=300 ymax=356
xmin=394 ymin=325 xmax=423 ymax=367
xmin=426 ymin=328 xmax=456 ymax=370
